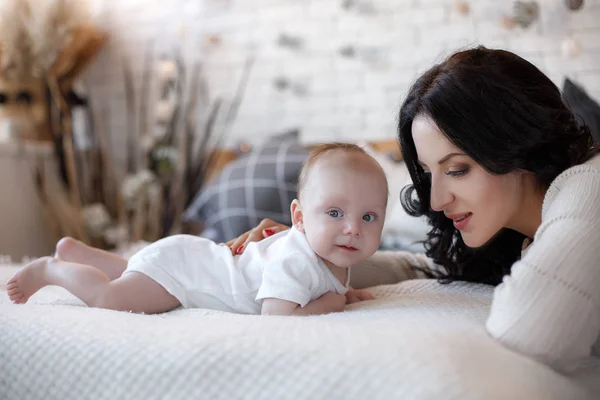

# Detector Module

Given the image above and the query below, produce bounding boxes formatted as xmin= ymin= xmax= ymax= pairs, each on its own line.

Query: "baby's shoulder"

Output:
xmin=266 ymin=251 xmax=320 ymax=270
xmin=269 ymin=232 xmax=319 ymax=261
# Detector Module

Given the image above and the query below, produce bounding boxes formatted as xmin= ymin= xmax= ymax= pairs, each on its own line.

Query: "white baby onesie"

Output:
xmin=124 ymin=226 xmax=349 ymax=314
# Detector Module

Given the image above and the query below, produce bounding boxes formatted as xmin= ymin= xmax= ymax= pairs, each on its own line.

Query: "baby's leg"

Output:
xmin=55 ymin=237 xmax=127 ymax=280
xmin=6 ymin=257 xmax=180 ymax=313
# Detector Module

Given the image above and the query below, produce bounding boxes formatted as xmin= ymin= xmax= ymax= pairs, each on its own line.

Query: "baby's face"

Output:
xmin=297 ymin=154 xmax=387 ymax=269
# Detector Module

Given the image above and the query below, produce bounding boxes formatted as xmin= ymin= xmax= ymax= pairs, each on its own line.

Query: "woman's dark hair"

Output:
xmin=398 ymin=46 xmax=599 ymax=286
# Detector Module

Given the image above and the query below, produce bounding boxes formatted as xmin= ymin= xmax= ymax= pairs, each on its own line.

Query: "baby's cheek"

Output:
xmin=308 ymin=224 xmax=328 ymax=240
xmin=306 ymin=230 xmax=329 ymax=253
xmin=369 ymin=223 xmax=384 ymax=239
xmin=367 ymin=226 xmax=384 ymax=251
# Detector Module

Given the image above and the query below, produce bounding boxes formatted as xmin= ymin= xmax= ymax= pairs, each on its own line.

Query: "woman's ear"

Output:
xmin=290 ymin=199 xmax=305 ymax=232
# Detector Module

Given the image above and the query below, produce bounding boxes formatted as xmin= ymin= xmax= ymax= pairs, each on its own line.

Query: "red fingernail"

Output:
xmin=264 ymin=229 xmax=275 ymax=236
xmin=236 ymin=246 xmax=244 ymax=254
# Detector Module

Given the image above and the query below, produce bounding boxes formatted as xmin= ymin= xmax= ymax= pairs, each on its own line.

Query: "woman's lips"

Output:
xmin=452 ymin=212 xmax=473 ymax=230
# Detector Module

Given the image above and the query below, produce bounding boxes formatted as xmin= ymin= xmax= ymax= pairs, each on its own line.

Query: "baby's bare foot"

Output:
xmin=54 ymin=237 xmax=86 ymax=263
xmin=6 ymin=256 xmax=52 ymax=304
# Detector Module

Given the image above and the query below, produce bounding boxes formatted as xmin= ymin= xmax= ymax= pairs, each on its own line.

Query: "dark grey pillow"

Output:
xmin=183 ymin=130 xmax=309 ymax=242
xmin=563 ymin=78 xmax=600 ymax=143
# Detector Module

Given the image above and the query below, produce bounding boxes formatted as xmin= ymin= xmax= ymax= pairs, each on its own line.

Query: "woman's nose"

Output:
xmin=429 ymin=175 xmax=454 ymax=212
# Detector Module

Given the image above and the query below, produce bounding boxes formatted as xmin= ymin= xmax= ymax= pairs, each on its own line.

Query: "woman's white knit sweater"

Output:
xmin=351 ymin=154 xmax=600 ymax=374
xmin=487 ymin=154 xmax=600 ymax=373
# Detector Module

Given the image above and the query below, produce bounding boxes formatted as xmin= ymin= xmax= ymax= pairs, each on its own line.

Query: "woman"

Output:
xmin=228 ymin=47 xmax=600 ymax=375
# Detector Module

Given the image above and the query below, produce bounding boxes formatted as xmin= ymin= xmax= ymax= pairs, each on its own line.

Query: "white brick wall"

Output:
xmin=85 ymin=0 xmax=600 ymax=161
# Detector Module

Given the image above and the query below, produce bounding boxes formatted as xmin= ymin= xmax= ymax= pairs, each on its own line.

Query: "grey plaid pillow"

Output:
xmin=183 ymin=131 xmax=309 ymax=242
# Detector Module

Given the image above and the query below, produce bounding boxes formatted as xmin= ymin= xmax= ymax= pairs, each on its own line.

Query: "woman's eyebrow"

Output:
xmin=417 ymin=153 xmax=466 ymax=169
xmin=437 ymin=153 xmax=466 ymax=164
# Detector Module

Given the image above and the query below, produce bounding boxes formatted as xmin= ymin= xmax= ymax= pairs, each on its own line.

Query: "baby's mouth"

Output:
xmin=336 ymin=245 xmax=358 ymax=252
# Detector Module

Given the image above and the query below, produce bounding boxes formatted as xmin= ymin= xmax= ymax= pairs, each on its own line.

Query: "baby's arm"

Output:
xmin=261 ymin=292 xmax=346 ymax=316
xmin=345 ymin=286 xmax=375 ymax=304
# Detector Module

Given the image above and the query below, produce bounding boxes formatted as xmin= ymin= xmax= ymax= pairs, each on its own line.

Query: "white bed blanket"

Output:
xmin=0 ymin=264 xmax=593 ymax=400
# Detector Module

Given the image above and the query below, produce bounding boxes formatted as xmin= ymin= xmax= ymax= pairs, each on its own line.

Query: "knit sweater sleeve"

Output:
xmin=349 ymin=250 xmax=438 ymax=289
xmin=486 ymin=166 xmax=600 ymax=372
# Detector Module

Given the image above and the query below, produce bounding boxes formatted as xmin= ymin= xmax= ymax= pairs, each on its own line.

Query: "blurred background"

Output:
xmin=1 ymin=0 xmax=599 ymax=261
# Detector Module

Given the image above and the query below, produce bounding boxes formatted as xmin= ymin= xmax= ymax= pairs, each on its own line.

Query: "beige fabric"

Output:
xmin=350 ymin=250 xmax=432 ymax=289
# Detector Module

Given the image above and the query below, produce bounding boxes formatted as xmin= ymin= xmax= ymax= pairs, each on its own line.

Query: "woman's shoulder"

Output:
xmin=548 ymin=154 xmax=600 ymax=190
xmin=542 ymin=154 xmax=600 ymax=220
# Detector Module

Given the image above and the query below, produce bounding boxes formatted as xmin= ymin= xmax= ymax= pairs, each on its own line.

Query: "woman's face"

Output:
xmin=411 ymin=115 xmax=526 ymax=248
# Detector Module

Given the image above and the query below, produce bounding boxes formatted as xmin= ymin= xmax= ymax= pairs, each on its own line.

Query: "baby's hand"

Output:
xmin=345 ymin=288 xmax=375 ymax=304
xmin=321 ymin=291 xmax=347 ymax=313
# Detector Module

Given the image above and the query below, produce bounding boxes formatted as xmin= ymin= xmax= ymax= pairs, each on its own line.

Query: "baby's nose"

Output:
xmin=343 ymin=221 xmax=360 ymax=236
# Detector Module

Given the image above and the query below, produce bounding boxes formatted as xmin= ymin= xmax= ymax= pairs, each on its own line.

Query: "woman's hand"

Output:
xmin=345 ymin=287 xmax=375 ymax=304
xmin=225 ymin=218 xmax=290 ymax=255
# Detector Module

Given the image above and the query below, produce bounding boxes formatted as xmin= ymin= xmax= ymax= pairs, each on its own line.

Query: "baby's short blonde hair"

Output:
xmin=296 ymin=142 xmax=389 ymax=200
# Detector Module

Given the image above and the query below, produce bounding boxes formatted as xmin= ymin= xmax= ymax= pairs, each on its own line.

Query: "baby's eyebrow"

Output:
xmin=320 ymin=197 xmax=348 ymax=205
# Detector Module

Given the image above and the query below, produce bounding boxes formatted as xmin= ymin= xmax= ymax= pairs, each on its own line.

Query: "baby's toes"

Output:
xmin=6 ymin=281 xmax=19 ymax=292
xmin=7 ymin=283 xmax=18 ymax=292
xmin=8 ymin=291 xmax=24 ymax=303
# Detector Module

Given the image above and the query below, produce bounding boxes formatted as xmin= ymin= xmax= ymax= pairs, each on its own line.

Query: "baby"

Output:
xmin=7 ymin=143 xmax=388 ymax=316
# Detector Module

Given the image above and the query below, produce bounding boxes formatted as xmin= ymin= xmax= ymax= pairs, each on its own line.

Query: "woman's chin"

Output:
xmin=460 ymin=233 xmax=488 ymax=248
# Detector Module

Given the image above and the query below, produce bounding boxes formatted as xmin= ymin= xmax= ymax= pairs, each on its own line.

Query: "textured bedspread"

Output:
xmin=0 ymin=264 xmax=593 ymax=400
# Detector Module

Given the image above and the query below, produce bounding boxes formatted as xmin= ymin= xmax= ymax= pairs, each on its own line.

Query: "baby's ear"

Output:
xmin=290 ymin=199 xmax=305 ymax=232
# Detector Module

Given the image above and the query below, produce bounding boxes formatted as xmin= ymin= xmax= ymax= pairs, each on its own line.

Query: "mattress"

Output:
xmin=0 ymin=264 xmax=593 ymax=400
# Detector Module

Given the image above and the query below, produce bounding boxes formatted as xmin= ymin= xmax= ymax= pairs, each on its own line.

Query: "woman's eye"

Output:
xmin=445 ymin=168 xmax=468 ymax=177
xmin=327 ymin=210 xmax=342 ymax=218
xmin=362 ymin=214 xmax=375 ymax=222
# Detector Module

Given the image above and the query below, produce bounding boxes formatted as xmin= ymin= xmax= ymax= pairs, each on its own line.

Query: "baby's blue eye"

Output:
xmin=327 ymin=210 xmax=342 ymax=218
xmin=363 ymin=214 xmax=375 ymax=222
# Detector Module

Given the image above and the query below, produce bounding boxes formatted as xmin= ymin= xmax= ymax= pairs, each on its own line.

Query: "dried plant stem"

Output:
xmin=147 ymin=188 xmax=163 ymax=242
xmin=131 ymin=193 xmax=148 ymax=243
xmin=47 ymin=74 xmax=90 ymax=243
xmin=61 ymin=117 xmax=90 ymax=242
xmin=52 ymin=27 xmax=108 ymax=91
xmin=169 ymin=62 xmax=202 ymax=235
xmin=221 ymin=55 xmax=255 ymax=132
xmin=61 ymin=120 xmax=78 ymax=205
xmin=165 ymin=54 xmax=185 ymax=145
xmin=92 ymin=101 xmax=126 ymax=224
xmin=42 ymin=161 xmax=87 ymax=240
xmin=123 ymin=56 xmax=137 ymax=173
xmin=89 ymin=147 xmax=101 ymax=203
xmin=78 ymin=149 xmax=92 ymax=204
xmin=188 ymin=55 xmax=253 ymax=201
xmin=47 ymin=76 xmax=78 ymax=201
xmin=34 ymin=167 xmax=64 ymax=244
xmin=189 ymin=99 xmax=222 ymax=200
xmin=138 ymin=40 xmax=154 ymax=169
